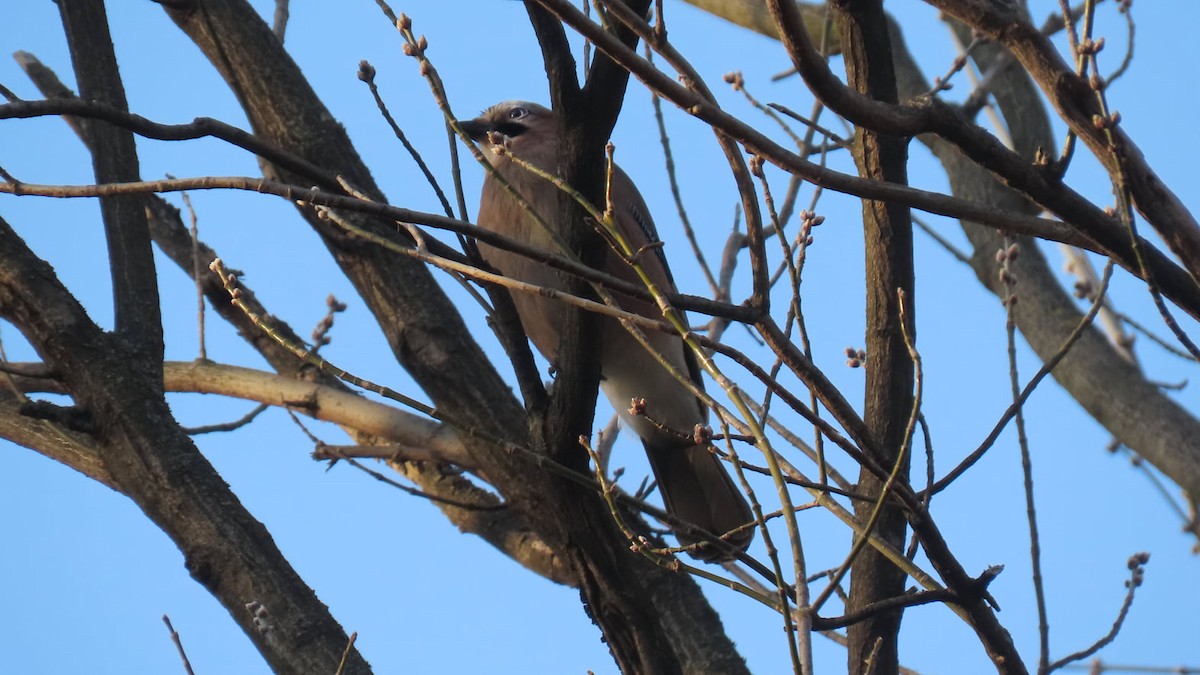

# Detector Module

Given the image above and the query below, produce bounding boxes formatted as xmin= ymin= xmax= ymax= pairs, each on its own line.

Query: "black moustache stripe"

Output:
xmin=494 ymin=122 xmax=529 ymax=137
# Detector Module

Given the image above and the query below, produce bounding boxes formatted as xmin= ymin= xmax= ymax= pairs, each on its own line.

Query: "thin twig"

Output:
xmin=1104 ymin=4 xmax=1136 ymax=84
xmin=1000 ymin=239 xmax=1050 ymax=673
xmin=766 ymin=102 xmax=851 ymax=149
xmin=314 ymin=441 xmax=505 ymax=511
xmin=646 ymin=46 xmax=719 ymax=296
xmin=926 ymin=260 xmax=1117 ymax=495
xmin=1063 ymin=662 xmax=1198 ymax=674
xmin=356 ymin=60 xmax=455 ymax=218
xmin=913 ymin=214 xmax=971 ymax=263
xmin=1046 ymin=553 xmax=1150 ymax=673
xmin=183 ymin=402 xmax=269 ymax=435
xmin=717 ymin=424 xmax=806 ymax=673
xmin=580 ymin=436 xmax=783 ymax=610
xmin=334 ymin=632 xmax=357 ymax=675
xmin=161 ymin=615 xmax=196 ymax=675
xmin=174 ymin=183 xmax=207 ymax=360
xmin=309 ymin=294 xmax=347 ymax=358
xmin=1113 ymin=311 xmax=1197 ymax=362
xmin=1075 ymin=0 xmax=1200 ymax=362
xmin=272 ymin=0 xmax=290 ymax=42
xmin=1112 ymin=446 xmax=1192 ymax=525
xmin=1060 ymin=245 xmax=1136 ymax=364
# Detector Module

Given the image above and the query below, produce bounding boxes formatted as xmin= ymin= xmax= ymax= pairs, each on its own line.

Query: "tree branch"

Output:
xmin=157 ymin=2 xmax=749 ymax=671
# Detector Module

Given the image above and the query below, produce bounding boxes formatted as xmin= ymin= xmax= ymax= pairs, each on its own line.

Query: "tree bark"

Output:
xmin=157 ymin=1 xmax=749 ymax=671
xmin=2 ymin=3 xmax=377 ymax=672
xmin=832 ymin=2 xmax=914 ymax=674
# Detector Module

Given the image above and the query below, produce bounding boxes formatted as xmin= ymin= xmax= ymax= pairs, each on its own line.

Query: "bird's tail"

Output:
xmin=645 ymin=442 xmax=755 ymax=562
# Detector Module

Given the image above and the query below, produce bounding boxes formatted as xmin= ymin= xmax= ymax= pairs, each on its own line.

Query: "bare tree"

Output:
xmin=1 ymin=1 xmax=1195 ymax=673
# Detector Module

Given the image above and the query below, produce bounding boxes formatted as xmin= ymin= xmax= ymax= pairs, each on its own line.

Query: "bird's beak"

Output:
xmin=457 ymin=118 xmax=492 ymax=142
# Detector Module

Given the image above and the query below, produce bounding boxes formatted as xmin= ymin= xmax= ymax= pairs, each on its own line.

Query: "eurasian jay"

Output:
xmin=460 ymin=101 xmax=753 ymax=561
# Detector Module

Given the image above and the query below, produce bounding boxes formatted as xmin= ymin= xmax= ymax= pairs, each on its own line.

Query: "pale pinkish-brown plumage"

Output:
xmin=461 ymin=101 xmax=753 ymax=561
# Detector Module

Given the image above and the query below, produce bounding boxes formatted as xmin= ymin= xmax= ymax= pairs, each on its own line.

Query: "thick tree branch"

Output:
xmin=899 ymin=20 xmax=1200 ymax=500
xmin=28 ymin=4 xmax=371 ymax=672
xmin=156 ymin=1 xmax=748 ymax=671
xmin=823 ymin=3 xmax=914 ymax=674
xmin=0 ymin=209 xmax=370 ymax=673
xmin=58 ymin=0 xmax=161 ymax=348
xmin=518 ymin=4 xmax=752 ymax=671
xmin=524 ymin=0 xmax=1200 ymax=325
xmin=0 ymin=387 xmax=114 ymax=488
xmin=9 ymin=53 xmax=576 ymax=582
xmin=928 ymin=0 xmax=1200 ymax=288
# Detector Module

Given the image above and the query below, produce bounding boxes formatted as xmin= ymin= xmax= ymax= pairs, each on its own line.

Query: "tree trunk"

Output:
xmin=833 ymin=2 xmax=915 ymax=674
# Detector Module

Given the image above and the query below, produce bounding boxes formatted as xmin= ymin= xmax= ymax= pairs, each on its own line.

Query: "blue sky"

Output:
xmin=1 ymin=1 xmax=1198 ymax=673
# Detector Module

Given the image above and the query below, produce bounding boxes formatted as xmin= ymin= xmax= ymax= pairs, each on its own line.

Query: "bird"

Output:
xmin=459 ymin=100 xmax=754 ymax=561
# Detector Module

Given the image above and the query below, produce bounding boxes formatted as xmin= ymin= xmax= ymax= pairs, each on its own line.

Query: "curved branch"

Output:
xmin=10 ymin=49 xmax=579 ymax=589
xmin=156 ymin=3 xmax=751 ymax=671
xmin=0 ymin=98 xmax=339 ymax=189
xmin=0 ymin=211 xmax=370 ymax=674
xmin=903 ymin=19 xmax=1200 ymax=499
xmin=0 ymin=171 xmax=759 ymax=322
xmin=519 ymin=0 xmax=1200 ymax=324
xmin=163 ymin=361 xmax=467 ymax=462
xmin=929 ymin=0 xmax=1200 ymax=287
xmin=0 ymin=388 xmax=114 ymax=488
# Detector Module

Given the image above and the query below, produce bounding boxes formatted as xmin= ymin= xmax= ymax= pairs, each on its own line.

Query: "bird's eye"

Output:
xmin=508 ymin=107 xmax=529 ymax=120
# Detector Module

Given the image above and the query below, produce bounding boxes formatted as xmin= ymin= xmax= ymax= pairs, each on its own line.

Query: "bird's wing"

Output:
xmin=608 ymin=165 xmax=677 ymax=292
xmin=605 ymin=165 xmax=707 ymax=396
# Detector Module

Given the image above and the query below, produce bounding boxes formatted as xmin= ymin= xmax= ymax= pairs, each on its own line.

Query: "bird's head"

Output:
xmin=459 ymin=101 xmax=556 ymax=167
